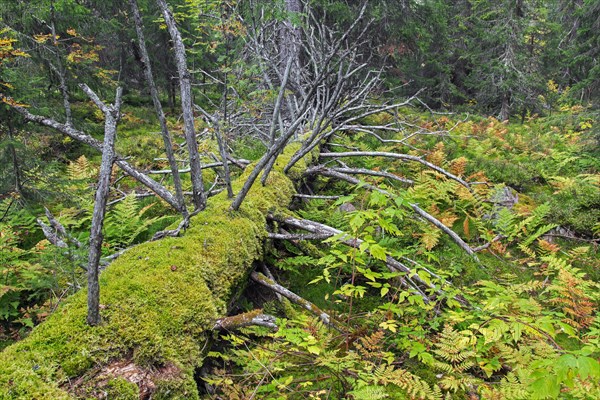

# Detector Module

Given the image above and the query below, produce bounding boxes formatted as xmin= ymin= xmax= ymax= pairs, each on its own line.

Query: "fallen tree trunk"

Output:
xmin=0 ymin=155 xmax=302 ymax=399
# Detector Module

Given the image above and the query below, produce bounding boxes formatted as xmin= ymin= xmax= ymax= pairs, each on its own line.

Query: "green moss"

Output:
xmin=105 ymin=378 xmax=139 ymax=400
xmin=152 ymin=373 xmax=199 ymax=400
xmin=0 ymin=145 xmax=302 ymax=399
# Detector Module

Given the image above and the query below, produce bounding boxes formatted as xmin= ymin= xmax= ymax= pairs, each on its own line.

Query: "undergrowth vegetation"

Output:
xmin=0 ymin=103 xmax=230 ymax=342
xmin=202 ymin=111 xmax=600 ymax=399
xmin=1 ymin=100 xmax=598 ymax=398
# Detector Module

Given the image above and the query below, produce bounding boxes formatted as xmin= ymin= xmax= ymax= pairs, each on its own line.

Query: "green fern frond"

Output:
xmin=373 ymin=364 xmax=442 ymax=400
xmin=348 ymin=385 xmax=389 ymax=399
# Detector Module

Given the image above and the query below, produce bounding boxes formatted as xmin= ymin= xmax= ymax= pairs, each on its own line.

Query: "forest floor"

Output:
xmin=1 ymin=102 xmax=599 ymax=399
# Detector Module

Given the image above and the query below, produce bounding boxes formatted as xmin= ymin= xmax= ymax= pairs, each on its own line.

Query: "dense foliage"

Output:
xmin=203 ymin=112 xmax=599 ymax=399
xmin=0 ymin=0 xmax=598 ymax=398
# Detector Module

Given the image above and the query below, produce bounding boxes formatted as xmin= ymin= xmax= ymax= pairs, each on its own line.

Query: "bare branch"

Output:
xmin=411 ymin=204 xmax=479 ymax=261
xmin=306 ymin=167 xmax=479 ymax=262
xmin=268 ymin=232 xmax=332 ymax=240
xmin=85 ymin=86 xmax=122 ymax=326
xmin=251 ymin=271 xmax=342 ymax=331
xmin=213 ymin=309 xmax=278 ymax=331
xmin=6 ymin=100 xmax=182 ymax=211
xmin=320 ymin=151 xmax=472 ymax=190
xmin=43 ymin=207 xmax=82 ymax=248
xmin=156 ymin=0 xmax=206 ymax=211
xmin=325 ymin=166 xmax=413 ymax=185
xmin=129 ymin=0 xmax=187 ymax=217
xmin=270 ymin=215 xmax=439 ymax=303
xmin=293 ymin=194 xmax=341 ymax=200
xmin=37 ymin=219 xmax=67 ymax=248
xmin=472 ymin=234 xmax=506 ymax=252
xmin=148 ymin=159 xmax=249 ymax=175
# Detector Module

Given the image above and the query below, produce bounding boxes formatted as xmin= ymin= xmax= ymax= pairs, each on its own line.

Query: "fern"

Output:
xmin=494 ymin=207 xmax=517 ymax=238
xmin=546 ymin=262 xmax=597 ymax=329
xmin=479 ymin=372 xmax=529 ymax=400
xmin=433 ymin=325 xmax=477 ymax=365
xmin=104 ymin=195 xmax=170 ymax=249
xmin=348 ymin=385 xmax=389 ymax=400
xmin=66 ymin=155 xmax=96 ymax=180
xmin=373 ymin=364 xmax=443 ymax=400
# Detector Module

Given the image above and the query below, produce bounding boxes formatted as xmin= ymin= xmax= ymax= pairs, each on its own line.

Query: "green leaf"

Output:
xmin=578 ymin=356 xmax=600 ymax=380
xmin=349 ymin=213 xmax=366 ymax=231
xmin=416 ymin=270 xmax=431 ymax=286
xmin=409 ymin=342 xmax=426 ymax=358
xmin=369 ymin=244 xmax=387 ymax=261
xmin=359 ymin=241 xmax=370 ymax=253
xmin=369 ymin=190 xmax=388 ymax=207
xmin=557 ymin=322 xmax=576 ymax=337
xmin=529 ymin=376 xmax=560 ymax=399
xmin=511 ymin=322 xmax=524 ymax=343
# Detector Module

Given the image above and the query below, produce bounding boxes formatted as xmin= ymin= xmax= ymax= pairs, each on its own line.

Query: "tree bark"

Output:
xmin=280 ymin=0 xmax=302 ymax=94
xmin=130 ymin=0 xmax=188 ymax=217
xmin=156 ymin=0 xmax=206 ymax=211
xmin=80 ymin=84 xmax=123 ymax=326
xmin=6 ymin=114 xmax=23 ymax=194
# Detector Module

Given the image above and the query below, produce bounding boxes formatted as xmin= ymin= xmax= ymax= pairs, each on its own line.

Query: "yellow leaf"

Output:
xmin=421 ymin=229 xmax=440 ymax=250
xmin=439 ymin=213 xmax=459 ymax=228
xmin=33 ymin=34 xmax=51 ymax=44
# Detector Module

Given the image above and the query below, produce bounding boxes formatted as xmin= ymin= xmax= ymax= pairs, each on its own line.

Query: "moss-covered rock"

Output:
xmin=0 ymin=152 xmax=298 ymax=399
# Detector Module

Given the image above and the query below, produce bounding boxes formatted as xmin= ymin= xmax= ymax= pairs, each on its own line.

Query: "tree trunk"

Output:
xmin=280 ymin=0 xmax=302 ymax=93
xmin=499 ymin=94 xmax=510 ymax=121
xmin=130 ymin=0 xmax=188 ymax=217
xmin=6 ymin=114 xmax=23 ymax=194
xmin=156 ymin=0 xmax=206 ymax=211
xmin=80 ymin=85 xmax=123 ymax=326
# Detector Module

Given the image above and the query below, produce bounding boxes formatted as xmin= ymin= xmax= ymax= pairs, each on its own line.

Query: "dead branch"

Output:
xmin=472 ymin=234 xmax=506 ymax=252
xmin=411 ymin=204 xmax=479 ymax=261
xmin=130 ymin=0 xmax=187 ymax=217
xmin=6 ymin=100 xmax=182 ymax=212
xmin=269 ymin=215 xmax=437 ymax=303
xmin=306 ymin=165 xmax=393 ymax=195
xmin=322 ymin=166 xmax=413 ymax=185
xmin=156 ymin=0 xmax=206 ymax=211
xmin=148 ymin=159 xmax=249 ymax=175
xmin=213 ymin=309 xmax=278 ymax=331
xmin=268 ymin=232 xmax=332 ymax=240
xmin=37 ymin=207 xmax=82 ymax=248
xmin=81 ymin=84 xmax=122 ymax=326
xmin=230 ymin=3 xmax=373 ymax=210
xmin=319 ymin=151 xmax=471 ymax=190
xmin=37 ymin=219 xmax=67 ymax=248
xmin=293 ymin=194 xmax=341 ymax=200
xmin=251 ymin=271 xmax=342 ymax=331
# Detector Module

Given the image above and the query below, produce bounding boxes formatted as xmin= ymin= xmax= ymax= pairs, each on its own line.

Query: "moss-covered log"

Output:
xmin=0 ymin=148 xmax=310 ymax=399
